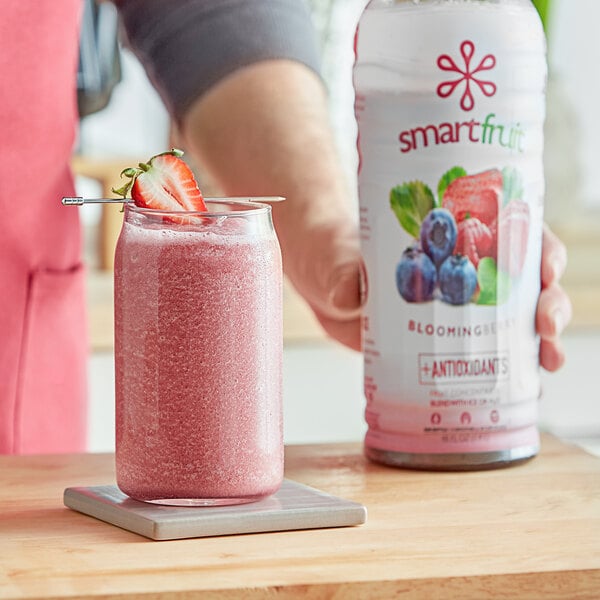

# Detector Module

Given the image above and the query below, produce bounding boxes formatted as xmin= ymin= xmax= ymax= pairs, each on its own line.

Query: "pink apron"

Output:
xmin=0 ymin=1 xmax=87 ymax=453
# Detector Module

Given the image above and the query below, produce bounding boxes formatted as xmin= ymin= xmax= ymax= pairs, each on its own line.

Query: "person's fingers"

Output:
xmin=536 ymin=224 xmax=572 ymax=371
xmin=536 ymin=282 xmax=572 ymax=371
xmin=313 ymin=312 xmax=362 ymax=352
xmin=541 ymin=224 xmax=568 ymax=288
xmin=328 ymin=264 xmax=362 ymax=314
xmin=539 ymin=338 xmax=566 ymax=372
xmin=281 ymin=217 xmax=362 ymax=317
xmin=279 ymin=215 xmax=363 ymax=351
xmin=536 ymin=283 xmax=572 ymax=339
xmin=293 ymin=243 xmax=363 ymax=350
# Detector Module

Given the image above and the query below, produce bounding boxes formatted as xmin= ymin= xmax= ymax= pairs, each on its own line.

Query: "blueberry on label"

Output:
xmin=438 ymin=254 xmax=478 ymax=305
xmin=396 ymin=246 xmax=437 ymax=303
xmin=420 ymin=208 xmax=458 ymax=268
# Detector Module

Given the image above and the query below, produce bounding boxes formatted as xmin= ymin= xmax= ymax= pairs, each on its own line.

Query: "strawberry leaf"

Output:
xmin=476 ymin=257 xmax=511 ymax=305
xmin=502 ymin=167 xmax=524 ymax=205
xmin=390 ymin=182 xmax=435 ymax=239
xmin=437 ymin=166 xmax=467 ymax=205
xmin=112 ymin=167 xmax=141 ymax=198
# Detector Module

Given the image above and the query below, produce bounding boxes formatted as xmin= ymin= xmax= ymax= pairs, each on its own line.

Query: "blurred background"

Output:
xmin=76 ymin=0 xmax=600 ymax=455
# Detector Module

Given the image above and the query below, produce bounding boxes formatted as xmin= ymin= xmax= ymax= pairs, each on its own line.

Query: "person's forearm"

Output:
xmin=179 ymin=60 xmax=360 ymax=319
xmin=117 ymin=0 xmax=363 ymax=348
xmin=116 ymin=0 xmax=321 ymax=121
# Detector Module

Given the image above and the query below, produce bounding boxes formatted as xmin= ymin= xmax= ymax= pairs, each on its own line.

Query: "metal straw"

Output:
xmin=62 ymin=196 xmax=285 ymax=206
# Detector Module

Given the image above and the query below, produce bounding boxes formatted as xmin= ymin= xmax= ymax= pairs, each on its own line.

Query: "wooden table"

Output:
xmin=1 ymin=434 xmax=599 ymax=599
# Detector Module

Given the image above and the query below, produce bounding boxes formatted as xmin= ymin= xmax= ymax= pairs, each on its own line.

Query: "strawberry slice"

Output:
xmin=113 ymin=149 xmax=206 ymax=212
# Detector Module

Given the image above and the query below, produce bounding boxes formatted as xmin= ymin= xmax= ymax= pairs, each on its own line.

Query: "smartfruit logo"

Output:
xmin=398 ymin=41 xmax=523 ymax=155
xmin=437 ymin=40 xmax=496 ymax=112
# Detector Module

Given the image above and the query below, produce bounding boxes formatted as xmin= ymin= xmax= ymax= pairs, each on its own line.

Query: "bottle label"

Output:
xmin=355 ymin=4 xmax=546 ymax=454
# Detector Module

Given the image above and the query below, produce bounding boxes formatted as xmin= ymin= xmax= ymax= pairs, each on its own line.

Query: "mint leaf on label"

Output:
xmin=390 ymin=181 xmax=435 ymax=239
xmin=476 ymin=258 xmax=495 ymax=305
xmin=476 ymin=257 xmax=511 ymax=306
xmin=437 ymin=166 xmax=467 ymax=205
xmin=496 ymin=269 xmax=512 ymax=304
xmin=502 ymin=167 xmax=524 ymax=205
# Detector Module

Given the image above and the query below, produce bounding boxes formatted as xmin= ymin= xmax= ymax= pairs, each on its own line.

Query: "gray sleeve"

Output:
xmin=116 ymin=0 xmax=322 ymax=122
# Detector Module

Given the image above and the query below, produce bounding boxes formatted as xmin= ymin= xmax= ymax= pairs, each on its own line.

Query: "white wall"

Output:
xmin=549 ymin=0 xmax=600 ymax=208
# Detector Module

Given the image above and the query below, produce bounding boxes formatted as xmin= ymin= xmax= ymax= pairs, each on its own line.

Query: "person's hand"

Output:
xmin=291 ymin=220 xmax=572 ymax=372
xmin=179 ymin=60 xmax=365 ymax=351
xmin=274 ymin=205 xmax=363 ymax=352
xmin=293 ymin=220 xmax=572 ymax=371
xmin=179 ymin=60 xmax=571 ymax=368
xmin=536 ymin=224 xmax=572 ymax=371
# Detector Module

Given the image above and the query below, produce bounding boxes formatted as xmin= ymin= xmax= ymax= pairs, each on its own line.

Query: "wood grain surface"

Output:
xmin=1 ymin=434 xmax=599 ymax=599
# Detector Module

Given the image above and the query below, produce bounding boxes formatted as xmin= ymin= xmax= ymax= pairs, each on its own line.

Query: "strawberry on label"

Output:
xmin=494 ymin=199 xmax=530 ymax=278
xmin=442 ymin=169 xmax=502 ymax=227
xmin=113 ymin=149 xmax=207 ymax=212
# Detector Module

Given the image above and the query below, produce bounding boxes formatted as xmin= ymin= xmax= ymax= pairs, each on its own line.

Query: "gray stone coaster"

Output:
xmin=63 ymin=480 xmax=367 ymax=541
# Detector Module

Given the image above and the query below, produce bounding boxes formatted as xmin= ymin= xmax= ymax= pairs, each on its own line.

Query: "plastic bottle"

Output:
xmin=353 ymin=0 xmax=547 ymax=469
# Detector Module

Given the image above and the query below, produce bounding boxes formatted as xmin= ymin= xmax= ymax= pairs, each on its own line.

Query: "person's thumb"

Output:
xmin=312 ymin=260 xmax=363 ymax=351
xmin=328 ymin=264 xmax=363 ymax=316
xmin=282 ymin=221 xmax=363 ymax=350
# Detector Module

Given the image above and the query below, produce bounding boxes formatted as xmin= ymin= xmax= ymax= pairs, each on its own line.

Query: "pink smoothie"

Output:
xmin=114 ymin=204 xmax=283 ymax=504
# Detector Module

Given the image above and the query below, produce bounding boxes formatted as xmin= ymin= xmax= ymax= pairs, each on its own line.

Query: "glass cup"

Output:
xmin=114 ymin=200 xmax=283 ymax=506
